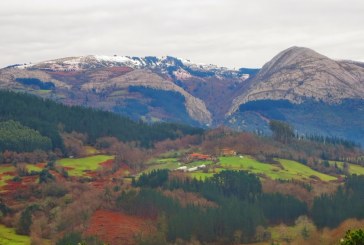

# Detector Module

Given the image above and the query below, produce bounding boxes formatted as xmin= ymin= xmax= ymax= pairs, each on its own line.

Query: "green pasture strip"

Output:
xmin=278 ymin=159 xmax=336 ymax=181
xmin=219 ymin=156 xmax=287 ymax=179
xmin=57 ymin=155 xmax=114 ymax=176
xmin=329 ymin=161 xmax=364 ymax=175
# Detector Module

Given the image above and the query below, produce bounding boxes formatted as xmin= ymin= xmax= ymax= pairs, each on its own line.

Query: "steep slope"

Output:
xmin=0 ymin=55 xmax=251 ymax=126
xmin=229 ymin=46 xmax=364 ymax=114
xmin=226 ymin=47 xmax=364 ymax=145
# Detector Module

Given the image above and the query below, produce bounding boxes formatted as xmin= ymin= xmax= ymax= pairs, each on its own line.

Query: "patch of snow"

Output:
xmin=173 ymin=69 xmax=193 ymax=80
xmin=94 ymin=55 xmax=143 ymax=68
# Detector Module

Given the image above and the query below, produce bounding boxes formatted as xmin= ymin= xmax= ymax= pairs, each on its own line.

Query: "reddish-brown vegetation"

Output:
xmin=3 ymin=176 xmax=38 ymax=193
xmin=86 ymin=210 xmax=155 ymax=245
xmin=100 ymin=159 xmax=114 ymax=168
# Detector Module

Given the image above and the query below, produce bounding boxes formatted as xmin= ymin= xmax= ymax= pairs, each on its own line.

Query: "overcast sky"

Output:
xmin=0 ymin=0 xmax=363 ymax=68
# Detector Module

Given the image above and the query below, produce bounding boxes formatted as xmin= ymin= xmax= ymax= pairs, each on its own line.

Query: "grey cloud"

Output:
xmin=0 ymin=0 xmax=363 ymax=68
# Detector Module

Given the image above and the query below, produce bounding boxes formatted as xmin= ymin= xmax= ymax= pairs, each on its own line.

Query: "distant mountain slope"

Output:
xmin=0 ymin=55 xmax=252 ymax=126
xmin=226 ymin=47 xmax=364 ymax=145
xmin=229 ymin=46 xmax=364 ymax=114
xmin=1 ymin=48 xmax=364 ymax=144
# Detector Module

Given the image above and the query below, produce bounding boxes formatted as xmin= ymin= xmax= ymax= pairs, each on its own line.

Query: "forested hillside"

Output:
xmin=0 ymin=90 xmax=203 ymax=152
xmin=0 ymin=120 xmax=52 ymax=152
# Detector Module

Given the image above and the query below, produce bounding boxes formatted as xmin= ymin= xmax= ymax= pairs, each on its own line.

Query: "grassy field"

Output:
xmin=143 ymin=155 xmax=338 ymax=182
xmin=349 ymin=164 xmax=364 ymax=175
xmin=0 ymin=225 xmax=31 ymax=245
xmin=329 ymin=161 xmax=364 ymax=175
xmin=144 ymin=158 xmax=181 ymax=173
xmin=189 ymin=156 xmax=337 ymax=182
xmin=278 ymin=159 xmax=337 ymax=181
xmin=57 ymin=155 xmax=114 ymax=176
xmin=219 ymin=156 xmax=285 ymax=179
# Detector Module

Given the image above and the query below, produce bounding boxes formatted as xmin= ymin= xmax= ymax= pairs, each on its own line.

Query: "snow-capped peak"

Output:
xmin=13 ymin=55 xmax=250 ymax=80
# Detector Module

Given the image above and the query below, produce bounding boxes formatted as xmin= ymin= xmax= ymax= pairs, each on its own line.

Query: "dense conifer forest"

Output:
xmin=0 ymin=90 xmax=203 ymax=152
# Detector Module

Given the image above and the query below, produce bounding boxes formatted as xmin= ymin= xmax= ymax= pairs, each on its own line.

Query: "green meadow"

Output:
xmin=0 ymin=225 xmax=31 ymax=245
xmin=189 ymin=156 xmax=337 ymax=182
xmin=57 ymin=155 xmax=114 ymax=176
xmin=278 ymin=159 xmax=336 ymax=181
xmin=329 ymin=161 xmax=364 ymax=175
xmin=140 ymin=155 xmax=346 ymax=182
xmin=144 ymin=158 xmax=181 ymax=173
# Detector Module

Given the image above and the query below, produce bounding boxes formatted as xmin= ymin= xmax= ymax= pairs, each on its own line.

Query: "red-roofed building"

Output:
xmin=185 ymin=153 xmax=212 ymax=162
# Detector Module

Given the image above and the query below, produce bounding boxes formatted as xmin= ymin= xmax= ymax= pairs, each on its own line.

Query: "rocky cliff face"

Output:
xmin=228 ymin=47 xmax=364 ymax=114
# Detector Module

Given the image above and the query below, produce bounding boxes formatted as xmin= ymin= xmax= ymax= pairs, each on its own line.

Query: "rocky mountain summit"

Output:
xmin=229 ymin=46 xmax=364 ymax=114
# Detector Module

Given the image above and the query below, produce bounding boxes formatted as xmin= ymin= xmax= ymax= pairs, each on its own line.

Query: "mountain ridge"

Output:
xmin=228 ymin=46 xmax=364 ymax=114
xmin=0 ymin=47 xmax=363 ymax=144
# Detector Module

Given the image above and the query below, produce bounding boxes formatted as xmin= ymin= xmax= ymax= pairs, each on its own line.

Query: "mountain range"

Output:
xmin=0 ymin=47 xmax=363 ymax=144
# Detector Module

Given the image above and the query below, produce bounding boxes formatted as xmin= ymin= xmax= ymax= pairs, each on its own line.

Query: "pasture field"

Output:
xmin=219 ymin=156 xmax=284 ymax=179
xmin=142 ymin=155 xmax=339 ymax=182
xmin=0 ymin=225 xmax=31 ymax=245
xmin=329 ymin=161 xmax=364 ymax=175
xmin=144 ymin=158 xmax=181 ymax=173
xmin=278 ymin=159 xmax=337 ymax=181
xmin=57 ymin=155 xmax=114 ymax=176
xmin=349 ymin=164 xmax=364 ymax=175
xmin=190 ymin=156 xmax=337 ymax=182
